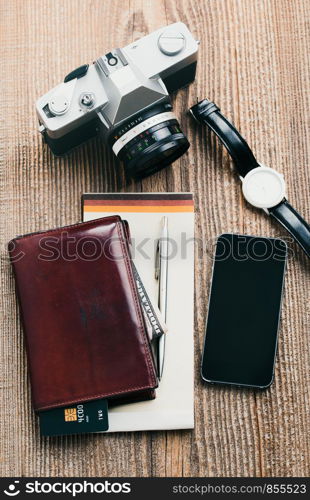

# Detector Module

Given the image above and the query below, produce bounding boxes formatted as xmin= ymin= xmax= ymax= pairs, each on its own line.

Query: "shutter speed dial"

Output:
xmin=79 ymin=92 xmax=95 ymax=109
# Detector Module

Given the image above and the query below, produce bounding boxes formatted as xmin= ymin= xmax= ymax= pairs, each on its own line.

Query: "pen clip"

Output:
xmin=154 ymin=239 xmax=160 ymax=280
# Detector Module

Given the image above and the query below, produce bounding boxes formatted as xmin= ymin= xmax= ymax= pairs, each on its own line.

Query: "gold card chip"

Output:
xmin=64 ymin=408 xmax=77 ymax=422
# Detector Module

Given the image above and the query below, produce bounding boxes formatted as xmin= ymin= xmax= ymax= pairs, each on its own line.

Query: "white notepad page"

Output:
xmin=83 ymin=193 xmax=195 ymax=432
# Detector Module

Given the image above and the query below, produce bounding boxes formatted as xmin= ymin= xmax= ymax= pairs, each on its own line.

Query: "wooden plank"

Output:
xmin=0 ymin=0 xmax=309 ymax=477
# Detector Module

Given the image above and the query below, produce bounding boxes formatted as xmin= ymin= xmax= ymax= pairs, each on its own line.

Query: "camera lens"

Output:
xmin=109 ymin=103 xmax=190 ymax=179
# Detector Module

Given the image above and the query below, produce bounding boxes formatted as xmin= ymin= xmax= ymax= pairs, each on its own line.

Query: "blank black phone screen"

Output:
xmin=201 ymin=234 xmax=287 ymax=388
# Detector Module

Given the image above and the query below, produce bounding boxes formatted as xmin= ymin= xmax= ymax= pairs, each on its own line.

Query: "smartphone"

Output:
xmin=201 ymin=234 xmax=287 ymax=389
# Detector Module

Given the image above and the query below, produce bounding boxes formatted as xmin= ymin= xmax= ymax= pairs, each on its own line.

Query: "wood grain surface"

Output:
xmin=0 ymin=0 xmax=309 ymax=477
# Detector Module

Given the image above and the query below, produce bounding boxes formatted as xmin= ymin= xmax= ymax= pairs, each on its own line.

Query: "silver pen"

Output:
xmin=155 ymin=216 xmax=168 ymax=380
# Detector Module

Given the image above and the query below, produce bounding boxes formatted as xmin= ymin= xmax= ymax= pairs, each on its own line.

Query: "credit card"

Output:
xmin=39 ymin=398 xmax=109 ymax=436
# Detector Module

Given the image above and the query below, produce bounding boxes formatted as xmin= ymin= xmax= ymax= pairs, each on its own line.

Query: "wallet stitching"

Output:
xmin=116 ymin=221 xmax=157 ymax=387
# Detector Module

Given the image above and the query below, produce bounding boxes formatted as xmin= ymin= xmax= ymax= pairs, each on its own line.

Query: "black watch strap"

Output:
xmin=190 ymin=98 xmax=310 ymax=258
xmin=190 ymin=99 xmax=259 ymax=177
xmin=269 ymin=200 xmax=310 ymax=257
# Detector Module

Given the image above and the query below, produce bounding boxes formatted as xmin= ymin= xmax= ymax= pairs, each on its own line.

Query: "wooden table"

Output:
xmin=0 ymin=0 xmax=309 ymax=477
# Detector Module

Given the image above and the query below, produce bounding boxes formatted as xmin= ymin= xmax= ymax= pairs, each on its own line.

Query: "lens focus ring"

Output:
xmin=109 ymin=103 xmax=190 ymax=179
xmin=118 ymin=121 xmax=180 ymax=162
xmin=112 ymin=111 xmax=177 ymax=156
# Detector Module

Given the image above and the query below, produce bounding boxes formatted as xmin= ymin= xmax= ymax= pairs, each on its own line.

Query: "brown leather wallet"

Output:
xmin=8 ymin=216 xmax=157 ymax=412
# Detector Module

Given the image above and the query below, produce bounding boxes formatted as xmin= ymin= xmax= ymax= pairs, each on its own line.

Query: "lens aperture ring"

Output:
xmin=118 ymin=121 xmax=181 ymax=164
xmin=112 ymin=111 xmax=177 ymax=156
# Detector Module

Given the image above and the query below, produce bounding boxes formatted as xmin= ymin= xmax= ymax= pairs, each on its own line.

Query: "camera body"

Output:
xmin=36 ymin=22 xmax=199 ymax=178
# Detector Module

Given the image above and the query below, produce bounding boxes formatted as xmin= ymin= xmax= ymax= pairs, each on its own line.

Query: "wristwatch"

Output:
xmin=190 ymin=99 xmax=310 ymax=258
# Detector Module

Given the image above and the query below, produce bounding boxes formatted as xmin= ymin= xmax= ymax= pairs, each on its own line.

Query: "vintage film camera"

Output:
xmin=36 ymin=23 xmax=199 ymax=179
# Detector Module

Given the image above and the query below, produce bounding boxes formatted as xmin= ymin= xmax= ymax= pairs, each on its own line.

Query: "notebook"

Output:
xmin=83 ymin=193 xmax=195 ymax=432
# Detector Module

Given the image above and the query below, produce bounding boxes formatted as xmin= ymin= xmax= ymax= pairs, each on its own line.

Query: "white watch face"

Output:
xmin=242 ymin=166 xmax=286 ymax=209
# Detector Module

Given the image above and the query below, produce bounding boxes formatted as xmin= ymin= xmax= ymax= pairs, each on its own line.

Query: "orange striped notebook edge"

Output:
xmin=83 ymin=194 xmax=194 ymax=213
xmin=84 ymin=205 xmax=194 ymax=213
xmin=84 ymin=199 xmax=194 ymax=206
